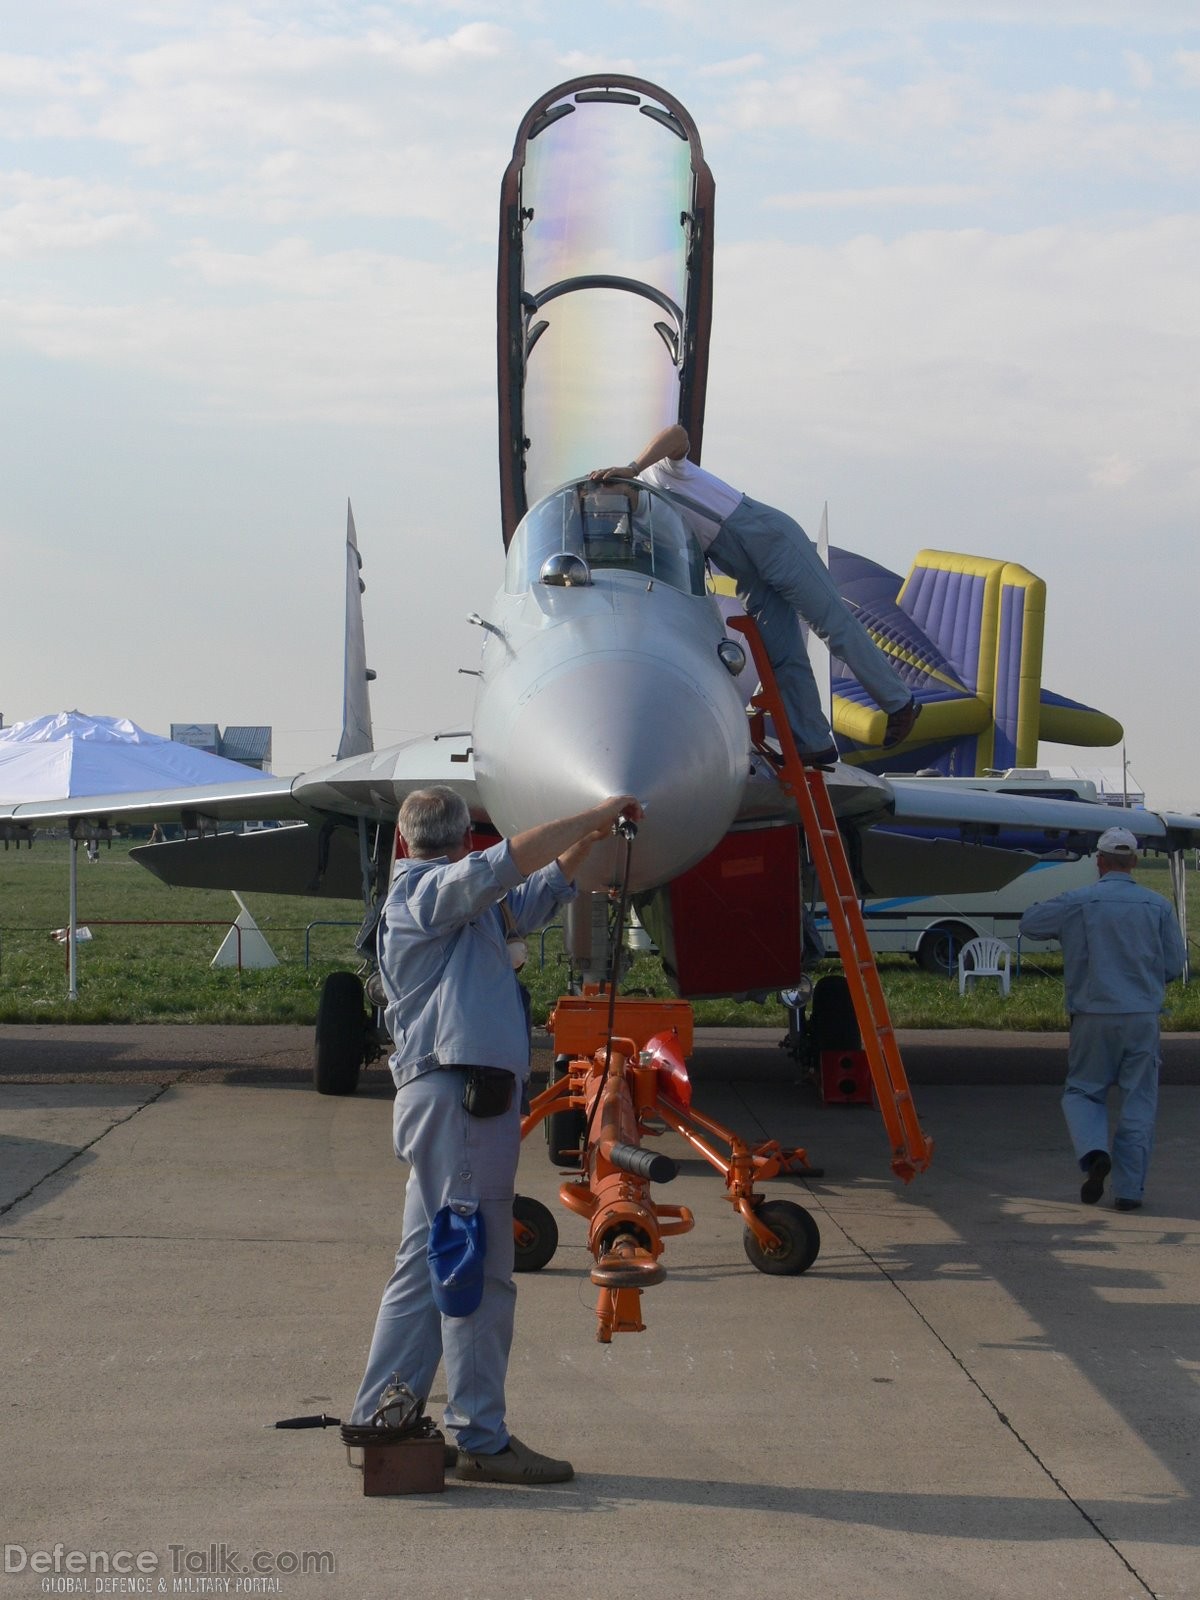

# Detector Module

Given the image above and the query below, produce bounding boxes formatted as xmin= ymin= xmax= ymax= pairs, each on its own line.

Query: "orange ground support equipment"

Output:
xmin=727 ymin=615 xmax=934 ymax=1181
xmin=819 ymin=1048 xmax=874 ymax=1106
xmin=522 ymin=993 xmax=821 ymax=1341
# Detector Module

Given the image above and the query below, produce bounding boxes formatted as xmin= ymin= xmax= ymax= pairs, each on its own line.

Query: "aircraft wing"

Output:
xmin=0 ymin=734 xmax=487 ymax=898
xmin=286 ymin=734 xmax=480 ymax=822
xmin=737 ymin=761 xmax=1200 ymax=856
xmin=733 ymin=759 xmax=1200 ymax=900
xmin=0 ymin=774 xmax=303 ymax=831
xmin=8 ymin=729 xmax=1198 ymax=907
xmin=884 ymin=778 xmax=1200 ymax=853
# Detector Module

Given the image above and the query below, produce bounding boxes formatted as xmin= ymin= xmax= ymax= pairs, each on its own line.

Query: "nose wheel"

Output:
xmin=512 ymin=1194 xmax=559 ymax=1272
xmin=742 ymin=1199 xmax=821 ymax=1275
xmin=313 ymin=971 xmax=368 ymax=1096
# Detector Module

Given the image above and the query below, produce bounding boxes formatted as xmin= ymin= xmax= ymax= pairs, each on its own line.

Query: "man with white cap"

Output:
xmin=1019 ymin=826 xmax=1186 ymax=1210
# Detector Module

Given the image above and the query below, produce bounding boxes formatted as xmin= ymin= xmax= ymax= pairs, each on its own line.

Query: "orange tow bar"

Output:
xmin=521 ymin=994 xmax=820 ymax=1340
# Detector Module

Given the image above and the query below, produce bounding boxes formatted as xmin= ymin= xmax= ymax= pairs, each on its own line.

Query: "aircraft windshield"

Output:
xmin=506 ymin=481 xmax=707 ymax=597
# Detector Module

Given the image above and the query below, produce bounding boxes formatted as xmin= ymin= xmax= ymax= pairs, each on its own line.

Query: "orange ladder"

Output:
xmin=729 ymin=616 xmax=933 ymax=1181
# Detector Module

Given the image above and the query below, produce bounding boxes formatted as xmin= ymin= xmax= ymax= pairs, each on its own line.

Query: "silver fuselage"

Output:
xmin=472 ymin=560 xmax=749 ymax=893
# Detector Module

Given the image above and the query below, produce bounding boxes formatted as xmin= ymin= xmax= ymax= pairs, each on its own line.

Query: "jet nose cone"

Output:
xmin=475 ymin=657 xmax=747 ymax=892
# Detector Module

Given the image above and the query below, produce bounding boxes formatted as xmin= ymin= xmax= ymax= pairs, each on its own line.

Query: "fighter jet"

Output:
xmin=2 ymin=74 xmax=1195 ymax=1091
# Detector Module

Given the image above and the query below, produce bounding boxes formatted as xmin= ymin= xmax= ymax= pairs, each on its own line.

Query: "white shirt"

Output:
xmin=639 ymin=454 xmax=744 ymax=552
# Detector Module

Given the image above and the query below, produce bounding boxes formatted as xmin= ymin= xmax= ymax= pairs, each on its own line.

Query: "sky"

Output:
xmin=2 ymin=2 xmax=1198 ymax=808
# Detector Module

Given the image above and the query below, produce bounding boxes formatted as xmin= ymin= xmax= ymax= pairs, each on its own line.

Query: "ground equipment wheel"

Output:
xmin=544 ymin=1053 xmax=585 ymax=1169
xmin=916 ymin=921 xmax=975 ymax=976
xmin=313 ymin=971 xmax=367 ymax=1096
xmin=743 ymin=1199 xmax=821 ymax=1276
xmin=512 ymin=1194 xmax=559 ymax=1272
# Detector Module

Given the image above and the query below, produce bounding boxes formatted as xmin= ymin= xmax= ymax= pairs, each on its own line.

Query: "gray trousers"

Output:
xmin=1062 ymin=1011 xmax=1160 ymax=1202
xmin=351 ymin=1067 xmax=520 ymax=1452
xmin=709 ymin=496 xmax=909 ymax=752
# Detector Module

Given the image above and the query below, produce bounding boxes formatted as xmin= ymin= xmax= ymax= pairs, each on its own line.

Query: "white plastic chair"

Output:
xmin=958 ymin=936 xmax=1012 ymax=997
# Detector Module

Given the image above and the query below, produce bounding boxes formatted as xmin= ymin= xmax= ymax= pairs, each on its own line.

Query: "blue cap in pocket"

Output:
xmin=427 ymin=1203 xmax=487 ymax=1317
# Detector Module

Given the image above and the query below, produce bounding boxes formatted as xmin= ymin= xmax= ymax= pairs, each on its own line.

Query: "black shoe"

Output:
xmin=1114 ymin=1198 xmax=1142 ymax=1213
xmin=1080 ymin=1150 xmax=1111 ymax=1205
xmin=882 ymin=699 xmax=921 ymax=749
xmin=798 ymin=744 xmax=839 ymax=770
xmin=455 ymin=1435 xmax=574 ymax=1485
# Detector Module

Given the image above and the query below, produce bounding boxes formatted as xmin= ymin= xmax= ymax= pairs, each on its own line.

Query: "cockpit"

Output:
xmin=504 ymin=479 xmax=708 ymax=597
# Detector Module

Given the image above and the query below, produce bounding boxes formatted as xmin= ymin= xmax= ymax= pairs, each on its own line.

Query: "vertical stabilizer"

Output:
xmin=808 ymin=502 xmax=832 ymax=728
xmin=338 ymin=500 xmax=375 ymax=759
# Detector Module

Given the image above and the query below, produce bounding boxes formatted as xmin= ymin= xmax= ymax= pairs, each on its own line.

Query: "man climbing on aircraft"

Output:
xmin=591 ymin=425 xmax=919 ymax=766
xmin=350 ymin=785 xmax=643 ymax=1485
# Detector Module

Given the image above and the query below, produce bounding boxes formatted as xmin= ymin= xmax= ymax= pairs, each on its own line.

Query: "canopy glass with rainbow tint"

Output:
xmin=498 ymin=77 xmax=714 ymax=544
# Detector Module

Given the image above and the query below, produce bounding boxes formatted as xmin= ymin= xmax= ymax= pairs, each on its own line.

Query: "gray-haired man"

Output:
xmin=351 ymin=785 xmax=642 ymax=1483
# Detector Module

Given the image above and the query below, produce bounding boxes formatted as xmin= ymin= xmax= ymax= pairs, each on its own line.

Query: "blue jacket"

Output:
xmin=1018 ymin=870 xmax=1186 ymax=1014
xmin=378 ymin=840 xmax=576 ymax=1088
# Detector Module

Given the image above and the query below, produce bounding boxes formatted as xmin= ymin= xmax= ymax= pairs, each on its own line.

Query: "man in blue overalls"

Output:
xmin=592 ymin=426 xmax=919 ymax=767
xmin=350 ymin=785 xmax=641 ymax=1483
xmin=1019 ymin=826 xmax=1186 ymax=1211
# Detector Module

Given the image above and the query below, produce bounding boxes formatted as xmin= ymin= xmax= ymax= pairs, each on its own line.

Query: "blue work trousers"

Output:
xmin=351 ymin=1067 xmax=520 ymax=1452
xmin=708 ymin=496 xmax=908 ymax=754
xmin=1062 ymin=1012 xmax=1161 ymax=1203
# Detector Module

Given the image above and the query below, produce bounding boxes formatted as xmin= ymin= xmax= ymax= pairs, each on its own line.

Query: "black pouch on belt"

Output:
xmin=461 ymin=1066 xmax=515 ymax=1119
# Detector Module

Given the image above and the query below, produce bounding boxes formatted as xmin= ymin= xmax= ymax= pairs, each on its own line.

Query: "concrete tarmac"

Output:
xmin=2 ymin=1026 xmax=1199 ymax=1600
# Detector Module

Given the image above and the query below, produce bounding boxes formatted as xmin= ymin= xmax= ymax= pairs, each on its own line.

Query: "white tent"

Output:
xmin=0 ymin=711 xmax=276 ymax=997
xmin=0 ymin=711 xmax=268 ymax=801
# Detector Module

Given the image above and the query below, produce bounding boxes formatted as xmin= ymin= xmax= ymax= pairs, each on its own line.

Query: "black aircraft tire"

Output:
xmin=512 ymin=1194 xmax=559 ymax=1272
xmin=743 ymin=1200 xmax=821 ymax=1276
xmin=313 ymin=971 xmax=367 ymax=1096
xmin=916 ymin=921 xmax=975 ymax=977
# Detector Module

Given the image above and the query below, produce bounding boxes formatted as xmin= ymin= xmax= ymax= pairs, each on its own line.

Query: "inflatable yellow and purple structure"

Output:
xmin=827 ymin=546 xmax=1122 ymax=776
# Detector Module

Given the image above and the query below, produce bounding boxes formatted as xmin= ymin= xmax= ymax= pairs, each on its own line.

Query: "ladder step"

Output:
xmin=731 ymin=613 xmax=932 ymax=1180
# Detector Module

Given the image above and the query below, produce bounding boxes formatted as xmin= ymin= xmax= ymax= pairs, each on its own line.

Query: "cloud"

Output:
xmin=708 ymin=217 xmax=1200 ymax=496
xmin=1089 ymin=452 xmax=1138 ymax=489
xmin=978 ymin=85 xmax=1200 ymax=177
xmin=696 ymin=55 xmax=768 ymax=79
xmin=1124 ymin=50 xmax=1155 ymax=90
xmin=0 ymin=173 xmax=152 ymax=258
xmin=0 ymin=19 xmax=515 ymax=169
xmin=1 ymin=241 xmax=495 ymax=425
xmin=765 ymin=184 xmax=990 ymax=211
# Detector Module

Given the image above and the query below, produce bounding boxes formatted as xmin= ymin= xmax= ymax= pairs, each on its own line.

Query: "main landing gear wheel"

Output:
xmin=512 ymin=1194 xmax=559 ymax=1273
xmin=743 ymin=1200 xmax=821 ymax=1276
xmin=313 ymin=971 xmax=368 ymax=1096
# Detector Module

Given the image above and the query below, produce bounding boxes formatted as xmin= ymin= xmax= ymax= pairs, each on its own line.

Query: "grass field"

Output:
xmin=1 ymin=837 xmax=1196 ymax=1030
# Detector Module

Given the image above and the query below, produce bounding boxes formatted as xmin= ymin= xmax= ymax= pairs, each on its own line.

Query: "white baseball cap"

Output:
xmin=1096 ymin=826 xmax=1139 ymax=856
